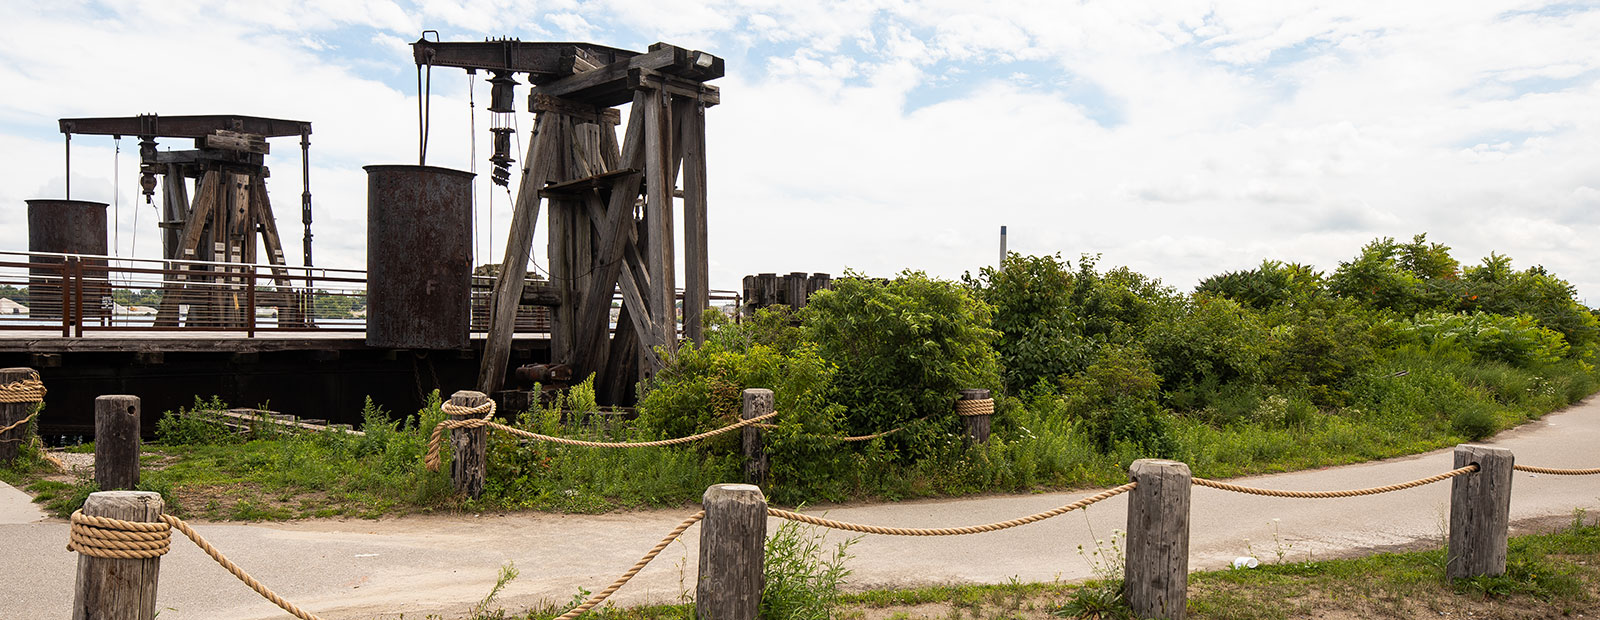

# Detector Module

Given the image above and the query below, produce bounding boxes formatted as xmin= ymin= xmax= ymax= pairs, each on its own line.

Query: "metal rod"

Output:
xmin=64 ymin=133 xmax=71 ymax=199
xmin=998 ymin=225 xmax=1007 ymax=272
xmin=300 ymin=130 xmax=313 ymax=268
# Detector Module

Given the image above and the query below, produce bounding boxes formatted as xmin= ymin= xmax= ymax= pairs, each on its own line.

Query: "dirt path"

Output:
xmin=5 ymin=399 xmax=1600 ymax=620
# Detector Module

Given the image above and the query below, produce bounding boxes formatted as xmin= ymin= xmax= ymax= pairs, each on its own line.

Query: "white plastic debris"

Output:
xmin=1232 ymin=556 xmax=1259 ymax=569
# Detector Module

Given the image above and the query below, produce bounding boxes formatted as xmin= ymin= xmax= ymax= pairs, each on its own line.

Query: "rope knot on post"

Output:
xmin=953 ymin=398 xmax=993 ymax=417
xmin=0 ymin=371 xmax=46 ymax=403
xmin=67 ymin=510 xmax=172 ymax=559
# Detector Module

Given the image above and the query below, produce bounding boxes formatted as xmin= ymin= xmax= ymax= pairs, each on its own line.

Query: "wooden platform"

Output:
xmin=0 ymin=330 xmax=550 ymax=353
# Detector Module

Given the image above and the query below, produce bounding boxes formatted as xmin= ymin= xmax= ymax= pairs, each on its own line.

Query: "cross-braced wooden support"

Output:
xmin=474 ymin=42 xmax=721 ymax=404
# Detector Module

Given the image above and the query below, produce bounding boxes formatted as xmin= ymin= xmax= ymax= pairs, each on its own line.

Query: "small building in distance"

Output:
xmin=0 ymin=298 xmax=27 ymax=315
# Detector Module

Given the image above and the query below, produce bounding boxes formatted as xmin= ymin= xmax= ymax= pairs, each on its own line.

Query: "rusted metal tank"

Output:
xmin=27 ymin=199 xmax=108 ymax=320
xmin=364 ymin=165 xmax=474 ymax=349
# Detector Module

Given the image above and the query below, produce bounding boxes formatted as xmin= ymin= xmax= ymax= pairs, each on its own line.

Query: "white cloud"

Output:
xmin=0 ymin=0 xmax=1596 ymax=305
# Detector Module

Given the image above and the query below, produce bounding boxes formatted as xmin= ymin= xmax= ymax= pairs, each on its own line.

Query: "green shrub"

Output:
xmin=1390 ymin=311 xmax=1569 ymax=367
xmin=1143 ymin=296 xmax=1275 ymax=400
xmin=761 ymin=520 xmax=856 ymax=620
xmin=804 ymin=271 xmax=1002 ymax=455
xmin=1060 ymin=347 xmax=1173 ymax=456
xmin=966 ymin=253 xmax=1098 ymax=393
xmin=1452 ymin=403 xmax=1499 ymax=440
xmin=155 ymin=396 xmax=238 ymax=445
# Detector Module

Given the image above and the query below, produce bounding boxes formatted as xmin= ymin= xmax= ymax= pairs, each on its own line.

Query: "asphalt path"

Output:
xmin=5 ymin=398 xmax=1600 ymax=619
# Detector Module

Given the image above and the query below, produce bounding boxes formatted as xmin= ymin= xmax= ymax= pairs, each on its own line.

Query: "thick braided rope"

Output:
xmin=750 ymin=422 xmax=904 ymax=442
xmin=66 ymin=511 xmax=172 ymax=558
xmin=424 ymin=408 xmax=780 ymax=471
xmin=954 ymin=398 xmax=994 ymax=417
xmin=0 ymin=411 xmax=40 ymax=440
xmin=554 ymin=511 xmax=704 ymax=620
xmin=1515 ymin=464 xmax=1600 ymax=476
xmin=767 ymin=482 xmax=1137 ymax=536
xmin=422 ymin=401 xmax=496 ymax=471
xmin=161 ymin=514 xmax=323 ymax=620
xmin=1191 ymin=464 xmax=1478 ymax=498
xmin=0 ymin=373 xmax=46 ymax=403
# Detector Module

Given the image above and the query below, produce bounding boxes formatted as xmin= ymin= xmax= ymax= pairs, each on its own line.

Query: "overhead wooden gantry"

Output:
xmin=413 ymin=39 xmax=722 ymax=401
xmin=59 ymin=114 xmax=315 ymax=328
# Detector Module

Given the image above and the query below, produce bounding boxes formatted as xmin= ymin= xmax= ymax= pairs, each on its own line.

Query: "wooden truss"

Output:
xmin=476 ymin=44 xmax=720 ymax=402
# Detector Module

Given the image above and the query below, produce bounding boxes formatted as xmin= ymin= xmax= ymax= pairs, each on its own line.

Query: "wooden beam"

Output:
xmin=530 ymin=44 xmax=723 ymax=107
xmin=677 ymin=97 xmax=709 ymax=345
xmin=477 ymin=112 xmax=563 ymax=393
xmin=644 ymin=87 xmax=675 ymax=355
xmin=571 ymin=91 xmax=652 ymax=378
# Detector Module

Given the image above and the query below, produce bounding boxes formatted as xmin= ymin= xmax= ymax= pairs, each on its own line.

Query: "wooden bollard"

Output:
xmin=95 ymin=395 xmax=141 ymax=491
xmin=1447 ymin=444 xmax=1514 ymax=579
xmin=956 ymin=389 xmax=992 ymax=444
xmin=698 ymin=483 xmax=767 ymax=620
xmin=73 ymin=490 xmax=165 ymax=620
xmin=449 ymin=390 xmax=490 ymax=499
xmin=741 ymin=388 xmax=772 ymax=487
xmin=1125 ymin=459 xmax=1191 ymax=620
xmin=0 ymin=367 xmax=41 ymax=462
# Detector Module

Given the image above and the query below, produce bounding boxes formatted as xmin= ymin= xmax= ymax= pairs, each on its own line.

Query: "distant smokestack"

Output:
xmin=998 ymin=225 xmax=1007 ymax=272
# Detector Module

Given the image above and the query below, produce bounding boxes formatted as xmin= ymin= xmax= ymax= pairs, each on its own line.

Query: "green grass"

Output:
xmin=485 ymin=513 xmax=1600 ymax=620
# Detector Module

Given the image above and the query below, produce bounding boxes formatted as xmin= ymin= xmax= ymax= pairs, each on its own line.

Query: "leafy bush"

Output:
xmin=1390 ymin=311 xmax=1569 ymax=367
xmin=1143 ymin=296 xmax=1275 ymax=401
xmin=155 ymin=396 xmax=241 ymax=445
xmin=762 ymin=520 xmax=856 ymax=620
xmin=967 ymin=253 xmax=1098 ymax=393
xmin=1060 ymin=347 xmax=1174 ymax=455
xmin=804 ymin=271 xmax=1002 ymax=451
xmin=1196 ymin=260 xmax=1325 ymax=310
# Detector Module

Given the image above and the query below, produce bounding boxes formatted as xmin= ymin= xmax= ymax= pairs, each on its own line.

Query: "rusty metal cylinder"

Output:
xmin=364 ymin=165 xmax=474 ymax=349
xmin=27 ymin=199 xmax=108 ymax=319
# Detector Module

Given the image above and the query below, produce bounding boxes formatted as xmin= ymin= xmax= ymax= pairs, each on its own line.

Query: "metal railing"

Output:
xmin=0 ymin=251 xmax=738 ymax=338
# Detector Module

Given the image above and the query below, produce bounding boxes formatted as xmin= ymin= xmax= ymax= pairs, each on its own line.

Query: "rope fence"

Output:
xmin=63 ymin=447 xmax=1600 ymax=620
xmin=0 ymin=370 xmax=65 ymax=471
xmin=1191 ymin=464 xmax=1479 ymax=498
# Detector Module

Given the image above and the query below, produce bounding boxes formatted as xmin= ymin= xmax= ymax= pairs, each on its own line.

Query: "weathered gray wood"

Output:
xmin=643 ymin=86 xmax=675 ymax=354
xmin=0 ymin=367 xmax=39 ymax=462
xmin=1125 ymin=459 xmax=1191 ymax=620
xmin=741 ymin=389 xmax=773 ymax=486
xmin=478 ymin=111 xmax=563 ymax=393
xmin=958 ymin=388 xmax=992 ymax=444
xmin=1448 ymin=444 xmax=1514 ymax=579
xmin=697 ymin=483 xmax=766 ymax=620
xmin=94 ymin=395 xmax=141 ymax=491
xmin=73 ymin=490 xmax=164 ymax=620
xmin=677 ymin=97 xmax=709 ymax=345
xmin=449 ymin=390 xmax=490 ymax=499
xmin=571 ymin=91 xmax=650 ymax=376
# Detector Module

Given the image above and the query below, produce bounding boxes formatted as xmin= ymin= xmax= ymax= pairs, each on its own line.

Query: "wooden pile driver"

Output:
xmin=413 ymin=38 xmax=723 ymax=403
xmin=58 ymin=115 xmax=315 ymax=328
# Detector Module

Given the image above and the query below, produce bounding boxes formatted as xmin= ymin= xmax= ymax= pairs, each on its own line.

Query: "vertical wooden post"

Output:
xmin=697 ymin=483 xmax=767 ymax=620
xmin=449 ymin=390 xmax=490 ymax=499
xmin=73 ymin=490 xmax=164 ymax=620
xmin=1125 ymin=459 xmax=1191 ymax=620
xmin=1448 ymin=444 xmax=1514 ymax=579
xmin=679 ymin=96 xmax=709 ymax=345
xmin=0 ymin=367 xmax=40 ymax=462
xmin=742 ymin=389 xmax=773 ymax=487
xmin=94 ymin=395 xmax=141 ymax=491
xmin=956 ymin=389 xmax=992 ymax=444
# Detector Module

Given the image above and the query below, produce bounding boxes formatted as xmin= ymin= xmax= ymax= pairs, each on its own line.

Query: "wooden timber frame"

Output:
xmin=59 ymin=115 xmax=315 ymax=329
xmin=458 ymin=41 xmax=723 ymax=403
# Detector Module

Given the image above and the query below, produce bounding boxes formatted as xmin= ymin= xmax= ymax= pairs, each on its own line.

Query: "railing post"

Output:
xmin=72 ymin=490 xmax=164 ymax=620
xmin=73 ymin=257 xmax=86 ymax=337
xmin=60 ymin=259 xmax=72 ymax=337
xmin=449 ymin=390 xmax=489 ymax=498
xmin=0 ymin=367 xmax=40 ymax=463
xmin=956 ymin=388 xmax=993 ymax=444
xmin=741 ymin=388 xmax=772 ymax=486
xmin=1448 ymin=444 xmax=1514 ymax=579
xmin=95 ymin=395 xmax=141 ymax=491
xmin=1125 ymin=459 xmax=1191 ymax=620
xmin=246 ymin=265 xmax=257 ymax=337
xmin=698 ymin=483 xmax=766 ymax=620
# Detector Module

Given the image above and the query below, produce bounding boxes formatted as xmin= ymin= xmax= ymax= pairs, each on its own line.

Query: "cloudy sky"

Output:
xmin=1 ymin=1 xmax=1597 ymax=302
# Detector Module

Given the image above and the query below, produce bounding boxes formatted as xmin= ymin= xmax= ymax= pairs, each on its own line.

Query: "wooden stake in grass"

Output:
xmin=742 ymin=388 xmax=772 ymax=486
xmin=1448 ymin=444 xmax=1513 ymax=579
xmin=1125 ymin=458 xmax=1191 ymax=620
xmin=73 ymin=490 xmax=164 ymax=620
xmin=450 ymin=390 xmax=490 ymax=499
xmin=698 ymin=483 xmax=767 ymax=620
xmin=94 ymin=395 xmax=141 ymax=491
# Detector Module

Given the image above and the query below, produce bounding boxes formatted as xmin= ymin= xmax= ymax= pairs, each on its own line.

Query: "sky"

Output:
xmin=1 ymin=1 xmax=1597 ymax=302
